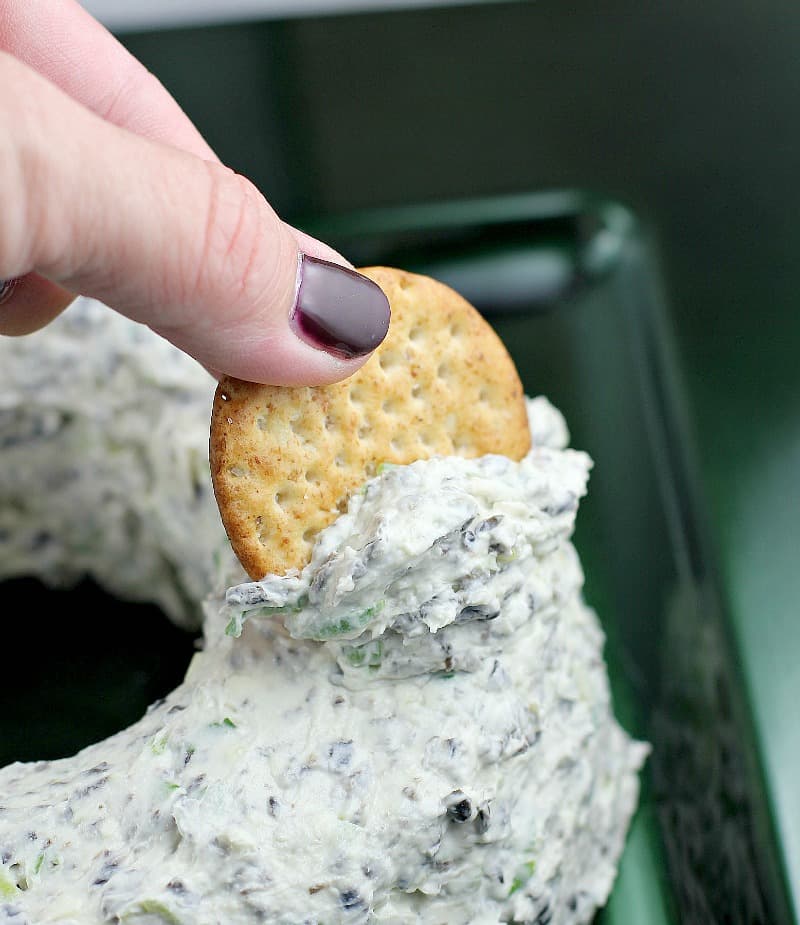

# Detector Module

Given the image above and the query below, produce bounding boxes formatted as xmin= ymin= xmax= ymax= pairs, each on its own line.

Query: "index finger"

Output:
xmin=0 ymin=0 xmax=216 ymax=160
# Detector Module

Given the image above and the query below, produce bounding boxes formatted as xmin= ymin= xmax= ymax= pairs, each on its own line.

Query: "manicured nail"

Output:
xmin=0 ymin=279 xmax=18 ymax=306
xmin=291 ymin=255 xmax=390 ymax=359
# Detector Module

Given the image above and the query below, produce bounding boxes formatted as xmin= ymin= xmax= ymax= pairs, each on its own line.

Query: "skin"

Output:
xmin=0 ymin=0 xmax=368 ymax=385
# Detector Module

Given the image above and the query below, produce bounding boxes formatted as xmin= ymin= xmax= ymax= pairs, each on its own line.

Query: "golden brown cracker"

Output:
xmin=210 ymin=266 xmax=530 ymax=579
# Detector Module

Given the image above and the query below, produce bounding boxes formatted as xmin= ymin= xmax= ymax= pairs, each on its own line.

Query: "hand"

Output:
xmin=0 ymin=0 xmax=390 ymax=384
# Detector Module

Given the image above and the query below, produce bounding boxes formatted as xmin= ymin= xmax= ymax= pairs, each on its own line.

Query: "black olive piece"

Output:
xmin=445 ymin=790 xmax=473 ymax=823
xmin=478 ymin=515 xmax=503 ymax=532
xmin=227 ymin=583 xmax=270 ymax=607
xmin=75 ymin=777 xmax=108 ymax=798
xmin=310 ymin=563 xmax=333 ymax=596
xmin=92 ymin=856 xmax=120 ymax=887
xmin=30 ymin=531 xmax=52 ymax=551
xmin=456 ymin=605 xmax=500 ymax=623
xmin=448 ymin=799 xmax=472 ymax=822
xmin=339 ymin=889 xmax=366 ymax=911
xmin=475 ymin=802 xmax=491 ymax=834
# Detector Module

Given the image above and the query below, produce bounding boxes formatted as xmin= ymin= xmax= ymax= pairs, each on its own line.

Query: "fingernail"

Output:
xmin=0 ymin=279 xmax=18 ymax=306
xmin=291 ymin=255 xmax=390 ymax=359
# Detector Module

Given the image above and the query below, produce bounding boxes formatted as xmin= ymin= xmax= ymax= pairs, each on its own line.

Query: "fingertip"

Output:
xmin=290 ymin=255 xmax=391 ymax=361
xmin=162 ymin=247 xmax=390 ymax=387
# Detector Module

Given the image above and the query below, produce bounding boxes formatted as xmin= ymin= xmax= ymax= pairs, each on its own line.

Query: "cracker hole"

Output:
xmin=302 ymin=529 xmax=315 ymax=544
xmin=350 ymin=387 xmax=363 ymax=404
xmin=381 ymin=399 xmax=396 ymax=416
xmin=274 ymin=491 xmax=288 ymax=508
xmin=220 ymin=392 xmax=229 ymax=402
xmin=437 ymin=362 xmax=450 ymax=380
xmin=228 ymin=465 xmax=248 ymax=478
xmin=306 ymin=468 xmax=323 ymax=485
xmin=411 ymin=384 xmax=422 ymax=399
xmin=398 ymin=275 xmax=411 ymax=291
xmin=379 ymin=351 xmax=399 ymax=372
xmin=357 ymin=425 xmax=370 ymax=440
xmin=390 ymin=436 xmax=404 ymax=453
xmin=257 ymin=415 xmax=269 ymax=432
xmin=324 ymin=415 xmax=335 ymax=431
xmin=449 ymin=323 xmax=463 ymax=338
xmin=334 ymin=455 xmax=346 ymax=468
xmin=478 ymin=387 xmax=490 ymax=403
xmin=409 ymin=326 xmax=423 ymax=343
xmin=290 ymin=418 xmax=314 ymax=443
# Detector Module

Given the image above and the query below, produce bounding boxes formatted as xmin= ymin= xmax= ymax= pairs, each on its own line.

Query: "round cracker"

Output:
xmin=210 ymin=266 xmax=531 ymax=579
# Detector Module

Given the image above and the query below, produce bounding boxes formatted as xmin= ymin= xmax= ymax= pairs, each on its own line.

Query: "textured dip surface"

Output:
xmin=0 ymin=299 xmax=227 ymax=627
xmin=0 ymin=301 xmax=647 ymax=925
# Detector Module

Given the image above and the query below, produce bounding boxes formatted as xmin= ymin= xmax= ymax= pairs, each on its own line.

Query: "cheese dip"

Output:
xmin=0 ymin=302 xmax=647 ymax=925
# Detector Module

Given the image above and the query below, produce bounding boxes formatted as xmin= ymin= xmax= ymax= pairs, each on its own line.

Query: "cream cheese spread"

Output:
xmin=0 ymin=299 xmax=228 ymax=627
xmin=0 ymin=300 xmax=648 ymax=924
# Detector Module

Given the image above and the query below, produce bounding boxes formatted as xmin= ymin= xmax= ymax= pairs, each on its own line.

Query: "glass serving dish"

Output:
xmin=1 ymin=191 xmax=792 ymax=924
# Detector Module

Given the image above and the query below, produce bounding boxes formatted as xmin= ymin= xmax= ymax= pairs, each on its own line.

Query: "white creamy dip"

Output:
xmin=0 ymin=299 xmax=227 ymax=627
xmin=0 ymin=301 xmax=647 ymax=924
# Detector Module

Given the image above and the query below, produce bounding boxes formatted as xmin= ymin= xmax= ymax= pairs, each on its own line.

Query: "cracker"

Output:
xmin=210 ymin=266 xmax=531 ymax=579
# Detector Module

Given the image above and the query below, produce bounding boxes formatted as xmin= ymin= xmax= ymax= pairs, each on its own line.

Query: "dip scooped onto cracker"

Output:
xmin=210 ymin=266 xmax=530 ymax=579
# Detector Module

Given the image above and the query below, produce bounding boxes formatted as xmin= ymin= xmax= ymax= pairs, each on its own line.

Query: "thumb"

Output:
xmin=0 ymin=53 xmax=390 ymax=385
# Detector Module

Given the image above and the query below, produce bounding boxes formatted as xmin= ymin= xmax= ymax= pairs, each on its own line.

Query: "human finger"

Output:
xmin=0 ymin=53 xmax=389 ymax=385
xmin=0 ymin=0 xmax=215 ymax=160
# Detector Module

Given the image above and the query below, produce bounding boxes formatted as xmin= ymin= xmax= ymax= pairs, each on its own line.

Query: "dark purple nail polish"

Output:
xmin=291 ymin=255 xmax=390 ymax=359
xmin=0 ymin=279 xmax=18 ymax=306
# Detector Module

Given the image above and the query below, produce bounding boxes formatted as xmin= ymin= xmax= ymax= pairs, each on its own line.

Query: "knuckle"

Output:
xmin=97 ymin=66 xmax=142 ymax=126
xmin=98 ymin=65 xmax=166 ymax=128
xmin=192 ymin=164 xmax=286 ymax=322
